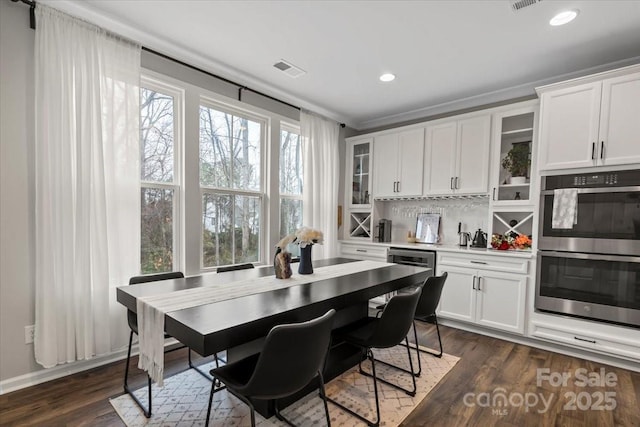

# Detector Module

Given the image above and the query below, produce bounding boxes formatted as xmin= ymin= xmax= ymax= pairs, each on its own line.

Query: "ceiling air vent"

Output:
xmin=510 ymin=0 xmax=542 ymax=12
xmin=273 ymin=59 xmax=306 ymax=78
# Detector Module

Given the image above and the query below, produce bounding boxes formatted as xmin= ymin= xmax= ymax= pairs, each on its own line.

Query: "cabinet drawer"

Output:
xmin=438 ymin=252 xmax=528 ymax=274
xmin=340 ymin=244 xmax=387 ymax=261
xmin=531 ymin=322 xmax=640 ymax=361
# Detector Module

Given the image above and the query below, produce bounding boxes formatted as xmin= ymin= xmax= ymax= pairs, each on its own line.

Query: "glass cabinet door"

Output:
xmin=496 ymin=112 xmax=534 ymax=202
xmin=350 ymin=141 xmax=371 ymax=206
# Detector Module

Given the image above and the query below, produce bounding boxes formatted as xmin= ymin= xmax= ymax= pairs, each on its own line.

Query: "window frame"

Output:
xmin=198 ymin=96 xmax=269 ymax=271
xmin=139 ymin=76 xmax=184 ymax=275
xmin=279 ymin=122 xmax=303 ymax=237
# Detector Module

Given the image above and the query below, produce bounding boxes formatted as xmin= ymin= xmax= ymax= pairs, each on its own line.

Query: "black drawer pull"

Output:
xmin=574 ymin=336 xmax=596 ymax=344
xmin=470 ymin=260 xmax=488 ymax=265
xmin=356 ymin=249 xmax=367 ymax=253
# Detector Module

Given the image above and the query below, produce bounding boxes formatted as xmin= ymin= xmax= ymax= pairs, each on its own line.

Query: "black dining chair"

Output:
xmin=217 ymin=263 xmax=255 ymax=273
xmin=205 ymin=309 xmax=336 ymax=427
xmin=328 ymin=287 xmax=422 ymax=427
xmin=376 ymin=272 xmax=448 ymax=376
xmin=124 ymin=272 xmax=216 ymax=417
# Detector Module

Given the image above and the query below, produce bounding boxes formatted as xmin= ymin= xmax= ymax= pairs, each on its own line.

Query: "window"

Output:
xmin=139 ymin=83 xmax=181 ymax=274
xmin=279 ymin=126 xmax=303 ymax=242
xmin=199 ymin=102 xmax=264 ymax=268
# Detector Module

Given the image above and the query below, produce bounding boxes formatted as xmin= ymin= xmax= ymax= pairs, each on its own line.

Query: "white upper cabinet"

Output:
xmin=373 ymin=128 xmax=425 ymax=198
xmin=424 ymin=122 xmax=457 ymax=194
xmin=537 ymin=66 xmax=640 ymax=171
xmin=598 ymin=72 xmax=640 ymax=166
xmin=424 ymin=114 xmax=491 ymax=195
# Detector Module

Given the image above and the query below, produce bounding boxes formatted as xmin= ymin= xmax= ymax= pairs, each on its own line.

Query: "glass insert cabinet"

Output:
xmin=492 ymin=109 xmax=536 ymax=203
xmin=349 ymin=140 xmax=371 ymax=206
xmin=346 ymin=138 xmax=373 ymax=239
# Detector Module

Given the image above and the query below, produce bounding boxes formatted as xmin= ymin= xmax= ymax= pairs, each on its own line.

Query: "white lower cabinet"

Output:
xmin=437 ymin=253 xmax=528 ymax=335
xmin=339 ymin=242 xmax=387 ymax=262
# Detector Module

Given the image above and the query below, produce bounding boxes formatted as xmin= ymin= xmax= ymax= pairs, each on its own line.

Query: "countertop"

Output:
xmin=339 ymin=239 xmax=535 ymax=259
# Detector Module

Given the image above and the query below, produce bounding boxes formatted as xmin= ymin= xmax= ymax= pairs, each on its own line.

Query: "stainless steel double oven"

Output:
xmin=536 ymin=169 xmax=640 ymax=328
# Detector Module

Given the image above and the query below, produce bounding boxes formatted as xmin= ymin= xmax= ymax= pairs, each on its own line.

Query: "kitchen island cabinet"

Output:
xmin=537 ymin=65 xmax=640 ymax=171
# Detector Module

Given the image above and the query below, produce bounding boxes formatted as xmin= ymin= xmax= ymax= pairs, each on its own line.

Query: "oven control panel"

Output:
xmin=572 ymin=173 xmax=618 ymax=186
xmin=545 ymin=169 xmax=639 ymax=189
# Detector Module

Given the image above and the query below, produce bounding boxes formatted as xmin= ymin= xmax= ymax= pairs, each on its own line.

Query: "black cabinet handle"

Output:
xmin=455 ymin=177 xmax=459 ymax=189
xmin=477 ymin=276 xmax=482 ymax=291
xmin=591 ymin=142 xmax=596 ymax=160
xmin=397 ymin=181 xmax=400 ymax=193
xmin=450 ymin=177 xmax=454 ymax=190
xmin=393 ymin=181 xmax=397 ymax=192
xmin=574 ymin=336 xmax=596 ymax=344
xmin=492 ymin=187 xmax=496 ymax=201
xmin=470 ymin=260 xmax=488 ymax=265
xmin=472 ymin=275 xmax=477 ymax=290
xmin=356 ymin=249 xmax=367 ymax=253
xmin=600 ymin=141 xmax=604 ymax=159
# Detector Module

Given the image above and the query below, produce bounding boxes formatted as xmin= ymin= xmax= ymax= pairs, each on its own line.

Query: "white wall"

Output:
xmin=0 ymin=0 xmax=40 ymax=383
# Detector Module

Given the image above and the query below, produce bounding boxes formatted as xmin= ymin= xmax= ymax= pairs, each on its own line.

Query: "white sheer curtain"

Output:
xmin=34 ymin=5 xmax=141 ymax=368
xmin=301 ymin=111 xmax=340 ymax=259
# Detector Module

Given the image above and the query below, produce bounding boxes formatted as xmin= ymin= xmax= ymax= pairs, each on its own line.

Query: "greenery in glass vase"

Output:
xmin=501 ymin=142 xmax=531 ymax=177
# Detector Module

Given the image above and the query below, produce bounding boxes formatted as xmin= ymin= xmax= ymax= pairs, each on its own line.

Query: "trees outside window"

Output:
xmin=279 ymin=127 xmax=303 ymax=250
xmin=199 ymin=103 xmax=263 ymax=268
xmin=139 ymin=83 xmax=181 ymax=274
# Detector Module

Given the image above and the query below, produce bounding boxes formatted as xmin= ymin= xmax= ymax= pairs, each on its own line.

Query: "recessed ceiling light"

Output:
xmin=549 ymin=9 xmax=579 ymax=26
xmin=379 ymin=73 xmax=396 ymax=82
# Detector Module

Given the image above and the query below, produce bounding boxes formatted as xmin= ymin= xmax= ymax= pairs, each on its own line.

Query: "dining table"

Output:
xmin=116 ymin=257 xmax=431 ymax=416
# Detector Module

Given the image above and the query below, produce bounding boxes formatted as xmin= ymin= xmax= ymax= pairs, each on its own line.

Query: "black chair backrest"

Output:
xmin=415 ymin=272 xmax=448 ymax=319
xmin=371 ymin=287 xmax=422 ymax=349
xmin=216 ymin=263 xmax=255 ymax=273
xmin=239 ymin=309 xmax=335 ymax=399
xmin=127 ymin=272 xmax=185 ymax=330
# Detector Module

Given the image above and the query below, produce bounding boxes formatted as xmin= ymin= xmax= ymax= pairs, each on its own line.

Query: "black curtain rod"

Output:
xmin=10 ymin=0 xmax=36 ymax=29
xmin=143 ymin=47 xmax=345 ymax=128
xmin=12 ymin=0 xmax=346 ymax=128
xmin=142 ymin=46 xmax=303 ymax=112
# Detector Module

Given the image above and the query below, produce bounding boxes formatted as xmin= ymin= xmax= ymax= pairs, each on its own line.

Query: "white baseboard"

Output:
xmin=0 ymin=347 xmax=130 ymax=395
xmin=0 ymin=339 xmax=182 ymax=395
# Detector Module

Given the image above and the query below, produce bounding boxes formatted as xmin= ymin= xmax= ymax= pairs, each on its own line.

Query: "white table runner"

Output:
xmin=137 ymin=260 xmax=394 ymax=385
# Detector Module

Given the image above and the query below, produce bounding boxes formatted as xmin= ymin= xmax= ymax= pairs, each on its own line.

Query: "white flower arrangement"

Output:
xmin=276 ymin=226 xmax=324 ymax=250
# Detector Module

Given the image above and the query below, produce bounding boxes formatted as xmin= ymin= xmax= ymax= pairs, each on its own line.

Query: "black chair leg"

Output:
xmin=412 ymin=320 xmax=422 ymax=376
xmin=274 ymin=400 xmax=296 ymax=427
xmin=361 ymin=338 xmax=417 ymax=397
xmin=188 ymin=348 xmax=218 ymax=380
xmin=327 ymin=348 xmax=380 ymax=427
xmin=402 ymin=316 xmax=444 ymax=359
xmin=205 ymin=376 xmax=216 ymax=427
xmin=273 ymin=372 xmax=331 ymax=427
xmin=318 ymin=371 xmax=332 ymax=427
xmin=123 ymin=330 xmax=152 ymax=418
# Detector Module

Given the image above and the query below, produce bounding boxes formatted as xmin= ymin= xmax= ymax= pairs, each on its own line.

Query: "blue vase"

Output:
xmin=298 ymin=245 xmax=313 ymax=274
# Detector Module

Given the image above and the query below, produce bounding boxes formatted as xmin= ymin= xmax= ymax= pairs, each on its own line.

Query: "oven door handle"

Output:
xmin=541 ymin=186 xmax=640 ymax=195
xmin=393 ymin=260 xmax=432 ymax=268
xmin=538 ymin=251 xmax=640 ymax=263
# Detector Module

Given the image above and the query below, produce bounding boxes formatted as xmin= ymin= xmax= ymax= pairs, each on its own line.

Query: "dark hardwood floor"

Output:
xmin=1 ymin=323 xmax=638 ymax=426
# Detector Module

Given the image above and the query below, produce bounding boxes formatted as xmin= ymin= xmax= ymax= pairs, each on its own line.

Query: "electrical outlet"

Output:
xmin=24 ymin=325 xmax=35 ymax=344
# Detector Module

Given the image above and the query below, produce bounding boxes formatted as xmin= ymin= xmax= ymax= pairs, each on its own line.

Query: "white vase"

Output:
xmin=509 ymin=176 xmax=526 ymax=185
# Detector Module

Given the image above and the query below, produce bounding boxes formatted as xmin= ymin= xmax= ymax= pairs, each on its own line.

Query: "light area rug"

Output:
xmin=110 ymin=345 xmax=459 ymax=427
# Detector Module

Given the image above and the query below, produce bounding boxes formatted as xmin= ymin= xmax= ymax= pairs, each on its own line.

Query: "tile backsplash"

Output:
xmin=378 ymin=198 xmax=489 ymax=245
